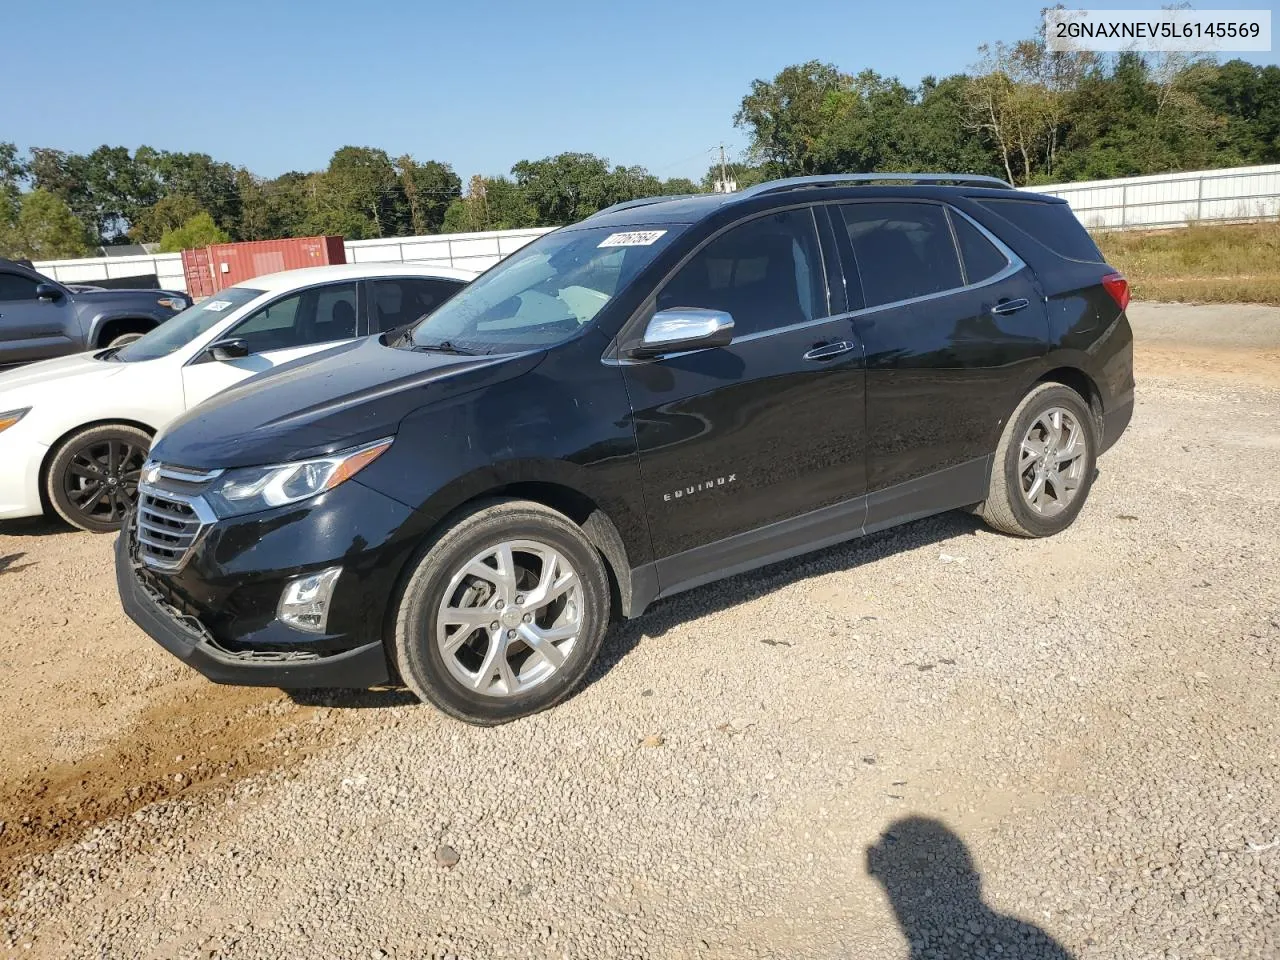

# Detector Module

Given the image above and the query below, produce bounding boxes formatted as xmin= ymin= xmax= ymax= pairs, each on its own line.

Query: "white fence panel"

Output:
xmin=1029 ymin=163 xmax=1280 ymax=230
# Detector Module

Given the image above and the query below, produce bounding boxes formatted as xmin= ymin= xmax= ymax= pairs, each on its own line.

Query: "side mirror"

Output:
xmin=35 ymin=283 xmax=62 ymax=302
xmin=626 ymin=308 xmax=735 ymax=359
xmin=208 ymin=338 xmax=251 ymax=361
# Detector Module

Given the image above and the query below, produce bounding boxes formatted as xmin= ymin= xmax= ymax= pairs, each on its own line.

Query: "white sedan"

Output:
xmin=0 ymin=262 xmax=479 ymax=532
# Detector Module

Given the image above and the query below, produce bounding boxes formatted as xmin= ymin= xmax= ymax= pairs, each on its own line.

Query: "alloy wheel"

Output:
xmin=61 ymin=437 xmax=146 ymax=525
xmin=1018 ymin=406 xmax=1087 ymax=517
xmin=435 ymin=539 xmax=583 ymax=697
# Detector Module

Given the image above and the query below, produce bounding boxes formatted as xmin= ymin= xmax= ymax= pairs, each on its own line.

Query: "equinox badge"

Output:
xmin=663 ymin=474 xmax=736 ymax=502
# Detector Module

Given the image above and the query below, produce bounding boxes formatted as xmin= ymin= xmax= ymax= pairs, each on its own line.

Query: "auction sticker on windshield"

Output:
xmin=204 ymin=300 xmax=235 ymax=312
xmin=598 ymin=230 xmax=667 ymax=248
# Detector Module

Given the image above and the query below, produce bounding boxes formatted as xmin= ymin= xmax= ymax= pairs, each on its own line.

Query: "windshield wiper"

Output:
xmin=413 ymin=340 xmax=475 ymax=356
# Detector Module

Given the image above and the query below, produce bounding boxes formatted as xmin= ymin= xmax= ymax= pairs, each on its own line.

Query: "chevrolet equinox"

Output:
xmin=116 ymin=174 xmax=1135 ymax=725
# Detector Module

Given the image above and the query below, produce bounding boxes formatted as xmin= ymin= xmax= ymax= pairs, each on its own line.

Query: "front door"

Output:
xmin=621 ymin=206 xmax=867 ymax=592
xmin=181 ymin=280 xmax=360 ymax=407
xmin=0 ymin=271 xmax=76 ymax=366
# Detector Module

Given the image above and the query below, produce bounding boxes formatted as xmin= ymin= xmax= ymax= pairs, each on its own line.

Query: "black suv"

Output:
xmin=116 ymin=174 xmax=1134 ymax=724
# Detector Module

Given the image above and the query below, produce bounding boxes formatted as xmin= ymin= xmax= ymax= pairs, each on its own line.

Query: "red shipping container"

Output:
xmin=181 ymin=236 xmax=346 ymax=296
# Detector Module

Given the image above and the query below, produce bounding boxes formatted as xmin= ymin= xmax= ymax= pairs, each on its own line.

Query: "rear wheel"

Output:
xmin=45 ymin=423 xmax=151 ymax=533
xmin=392 ymin=499 xmax=611 ymax=725
xmin=980 ymin=383 xmax=1096 ymax=538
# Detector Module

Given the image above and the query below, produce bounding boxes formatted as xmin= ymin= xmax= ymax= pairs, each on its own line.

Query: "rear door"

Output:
xmin=829 ymin=200 xmax=1047 ymax=522
xmin=621 ymin=206 xmax=868 ymax=590
xmin=0 ymin=270 xmax=77 ymax=366
xmin=180 ymin=280 xmax=360 ymax=407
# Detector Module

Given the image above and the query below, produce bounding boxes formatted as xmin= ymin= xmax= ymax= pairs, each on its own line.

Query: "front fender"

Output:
xmin=83 ymin=307 xmax=165 ymax=347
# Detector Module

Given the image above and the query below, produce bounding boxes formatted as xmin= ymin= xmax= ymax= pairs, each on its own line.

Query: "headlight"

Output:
xmin=204 ymin=437 xmax=393 ymax=518
xmin=157 ymin=297 xmax=187 ymax=311
xmin=0 ymin=408 xmax=30 ymax=434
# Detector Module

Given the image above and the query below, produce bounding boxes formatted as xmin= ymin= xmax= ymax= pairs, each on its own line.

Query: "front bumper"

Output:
xmin=117 ymin=528 xmax=390 ymax=686
xmin=114 ymin=478 xmax=429 ymax=688
xmin=0 ymin=433 xmax=48 ymax=520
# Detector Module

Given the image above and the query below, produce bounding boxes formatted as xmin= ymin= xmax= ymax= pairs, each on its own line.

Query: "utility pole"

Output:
xmin=715 ymin=144 xmax=736 ymax=194
xmin=719 ymin=143 xmax=728 ymax=189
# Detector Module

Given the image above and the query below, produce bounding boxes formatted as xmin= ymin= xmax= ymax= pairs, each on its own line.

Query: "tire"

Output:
xmin=392 ymin=499 xmax=612 ymax=725
xmin=980 ymin=383 xmax=1097 ymax=538
xmin=46 ymin=423 xmax=151 ymax=533
xmin=106 ymin=332 xmax=146 ymax=348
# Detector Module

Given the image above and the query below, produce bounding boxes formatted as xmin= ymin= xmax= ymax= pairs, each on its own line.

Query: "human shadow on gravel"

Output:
xmin=868 ymin=816 xmax=1074 ymax=960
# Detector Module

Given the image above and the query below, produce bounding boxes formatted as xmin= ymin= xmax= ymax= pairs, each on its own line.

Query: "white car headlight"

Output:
xmin=157 ymin=296 xmax=188 ymax=312
xmin=0 ymin=408 xmax=30 ymax=435
xmin=204 ymin=437 xmax=393 ymax=518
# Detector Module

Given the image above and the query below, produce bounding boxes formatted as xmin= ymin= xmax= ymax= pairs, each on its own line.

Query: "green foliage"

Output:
xmin=0 ymin=189 xmax=94 ymax=260
xmin=129 ymin=194 xmax=207 ymax=243
xmin=157 ymin=212 xmax=230 ymax=253
xmin=397 ymin=157 xmax=462 ymax=235
xmin=305 ymin=146 xmax=409 ymax=240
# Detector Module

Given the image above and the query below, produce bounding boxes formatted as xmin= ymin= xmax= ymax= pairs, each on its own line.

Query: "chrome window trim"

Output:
xmin=606 ymin=200 xmax=1028 ymax=365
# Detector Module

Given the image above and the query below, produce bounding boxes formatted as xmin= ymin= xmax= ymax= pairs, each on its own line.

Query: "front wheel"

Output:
xmin=392 ymin=499 xmax=612 ymax=725
xmin=45 ymin=423 xmax=151 ymax=533
xmin=980 ymin=383 xmax=1097 ymax=538
xmin=106 ymin=332 xmax=146 ymax=348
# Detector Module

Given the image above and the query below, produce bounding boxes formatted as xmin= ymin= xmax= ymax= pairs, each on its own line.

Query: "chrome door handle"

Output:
xmin=803 ymin=340 xmax=858 ymax=362
xmin=990 ymin=298 xmax=1030 ymax=316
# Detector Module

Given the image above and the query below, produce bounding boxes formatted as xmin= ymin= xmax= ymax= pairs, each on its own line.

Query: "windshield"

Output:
xmin=114 ymin=287 xmax=265 ymax=362
xmin=406 ymin=225 xmax=682 ymax=353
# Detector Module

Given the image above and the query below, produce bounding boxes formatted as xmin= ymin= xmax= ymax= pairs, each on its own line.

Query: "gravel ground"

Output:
xmin=1 ymin=304 xmax=1278 ymax=959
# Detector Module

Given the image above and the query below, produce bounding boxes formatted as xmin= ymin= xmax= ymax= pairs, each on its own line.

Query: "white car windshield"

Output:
xmin=114 ymin=287 xmax=265 ymax=362
xmin=406 ymin=225 xmax=681 ymax=354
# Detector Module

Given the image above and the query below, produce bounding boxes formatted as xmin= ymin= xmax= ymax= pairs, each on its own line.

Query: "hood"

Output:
xmin=151 ymin=337 xmax=545 ymax=469
xmin=0 ymin=350 xmax=125 ymax=399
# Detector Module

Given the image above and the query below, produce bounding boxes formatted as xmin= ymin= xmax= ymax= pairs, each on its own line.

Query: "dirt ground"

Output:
xmin=0 ymin=301 xmax=1277 ymax=958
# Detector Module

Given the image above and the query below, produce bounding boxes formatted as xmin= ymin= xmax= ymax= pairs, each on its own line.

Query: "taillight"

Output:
xmin=1102 ymin=273 xmax=1130 ymax=312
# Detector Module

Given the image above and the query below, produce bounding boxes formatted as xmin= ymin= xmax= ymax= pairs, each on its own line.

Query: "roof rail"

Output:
xmin=734 ymin=173 xmax=1013 ymax=199
xmin=589 ymin=194 xmax=700 ymax=218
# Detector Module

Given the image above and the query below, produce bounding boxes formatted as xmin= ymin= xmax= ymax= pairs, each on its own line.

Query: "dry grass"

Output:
xmin=1095 ymin=220 xmax=1280 ymax=305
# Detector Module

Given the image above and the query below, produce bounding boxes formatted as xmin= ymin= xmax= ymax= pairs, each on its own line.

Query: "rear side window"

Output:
xmin=977 ymin=199 xmax=1103 ymax=262
xmin=949 ymin=213 xmax=1009 ymax=283
xmin=837 ymin=202 xmax=962 ymax=308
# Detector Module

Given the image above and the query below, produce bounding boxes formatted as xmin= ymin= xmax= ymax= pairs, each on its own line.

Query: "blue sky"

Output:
xmin=3 ymin=0 xmax=1276 ymax=183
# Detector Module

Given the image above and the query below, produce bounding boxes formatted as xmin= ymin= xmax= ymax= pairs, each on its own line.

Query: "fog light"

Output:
xmin=278 ymin=567 xmax=342 ymax=633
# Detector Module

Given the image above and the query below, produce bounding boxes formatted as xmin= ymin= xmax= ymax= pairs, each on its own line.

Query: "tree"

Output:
xmin=735 ymin=61 xmax=848 ymax=176
xmin=512 ymin=153 xmax=619 ymax=224
xmin=305 ymin=146 xmax=409 ymax=239
xmin=129 ymin=195 xmax=207 ymax=243
xmin=442 ymin=175 xmax=536 ymax=233
xmin=157 ymin=212 xmax=230 ymax=253
xmin=0 ymin=142 xmax=26 ymax=208
xmin=0 ymin=190 xmax=94 ymax=260
xmin=141 ymin=150 xmax=241 ymax=237
xmin=396 ymin=157 xmax=462 ymax=235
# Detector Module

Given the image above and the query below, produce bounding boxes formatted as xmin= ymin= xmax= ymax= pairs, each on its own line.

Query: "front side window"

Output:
xmin=406 ymin=225 xmax=683 ymax=354
xmin=371 ymin=277 xmax=465 ymax=334
xmin=838 ymin=202 xmax=963 ymax=308
xmin=0 ymin=272 xmax=39 ymax=302
xmin=656 ymin=208 xmax=826 ymax=337
xmin=115 ymin=286 xmax=265 ymax=362
xmin=232 ymin=282 xmax=358 ymax=353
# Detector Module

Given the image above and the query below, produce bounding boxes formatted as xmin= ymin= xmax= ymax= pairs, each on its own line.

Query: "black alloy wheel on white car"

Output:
xmin=45 ymin=423 xmax=151 ymax=533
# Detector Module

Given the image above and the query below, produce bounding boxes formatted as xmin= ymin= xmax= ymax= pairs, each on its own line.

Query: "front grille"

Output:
xmin=136 ymin=491 xmax=205 ymax=569
xmin=133 ymin=462 xmax=220 ymax=571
